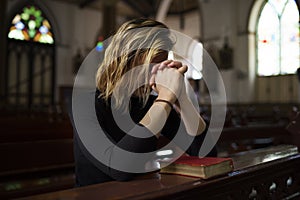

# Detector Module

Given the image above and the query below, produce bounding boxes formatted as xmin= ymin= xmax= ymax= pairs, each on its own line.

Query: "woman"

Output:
xmin=74 ymin=18 xmax=216 ymax=186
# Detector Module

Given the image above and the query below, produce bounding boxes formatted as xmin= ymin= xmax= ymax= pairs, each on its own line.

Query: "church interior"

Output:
xmin=0 ymin=0 xmax=300 ymax=199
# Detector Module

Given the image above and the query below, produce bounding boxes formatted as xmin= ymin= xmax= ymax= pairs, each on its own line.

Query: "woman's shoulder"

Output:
xmin=95 ymin=89 xmax=110 ymax=109
xmin=95 ymin=89 xmax=102 ymax=98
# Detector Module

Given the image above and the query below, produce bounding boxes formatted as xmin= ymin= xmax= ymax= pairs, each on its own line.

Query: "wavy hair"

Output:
xmin=96 ymin=18 xmax=174 ymax=110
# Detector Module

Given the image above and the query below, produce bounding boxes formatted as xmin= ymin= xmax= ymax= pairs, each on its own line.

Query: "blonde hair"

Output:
xmin=96 ymin=18 xmax=174 ymax=110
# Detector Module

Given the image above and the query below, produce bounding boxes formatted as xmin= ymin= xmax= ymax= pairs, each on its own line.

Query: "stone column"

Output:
xmin=102 ymin=0 xmax=117 ymax=39
xmin=0 ymin=0 xmax=8 ymax=101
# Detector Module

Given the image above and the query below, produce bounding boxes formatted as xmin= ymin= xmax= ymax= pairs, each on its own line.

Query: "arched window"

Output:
xmin=5 ymin=4 xmax=55 ymax=108
xmin=256 ymin=0 xmax=299 ymax=76
xmin=8 ymin=5 xmax=54 ymax=44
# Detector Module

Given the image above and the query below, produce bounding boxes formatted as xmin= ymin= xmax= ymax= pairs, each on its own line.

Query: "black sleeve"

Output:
xmin=90 ymin=94 xmax=158 ymax=181
xmin=104 ymin=124 xmax=158 ymax=181
xmin=73 ymin=90 xmax=159 ymax=185
xmin=160 ymin=109 xmax=217 ymax=157
xmin=76 ymin=122 xmax=158 ymax=182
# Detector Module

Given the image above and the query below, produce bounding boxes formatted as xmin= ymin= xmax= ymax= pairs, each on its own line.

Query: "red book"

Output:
xmin=160 ymin=156 xmax=234 ymax=179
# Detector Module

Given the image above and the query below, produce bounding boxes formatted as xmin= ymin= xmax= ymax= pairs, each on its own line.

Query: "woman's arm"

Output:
xmin=140 ymin=66 xmax=184 ymax=137
xmin=94 ymin=66 xmax=184 ymax=181
xmin=176 ymin=91 xmax=206 ymax=136
xmin=139 ymin=99 xmax=172 ymax=138
xmin=152 ymin=60 xmax=207 ymax=136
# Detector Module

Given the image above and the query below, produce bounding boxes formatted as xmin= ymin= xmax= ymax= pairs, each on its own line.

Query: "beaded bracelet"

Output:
xmin=154 ymin=99 xmax=173 ymax=108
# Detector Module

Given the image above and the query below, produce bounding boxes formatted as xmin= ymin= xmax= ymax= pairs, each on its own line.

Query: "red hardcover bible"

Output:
xmin=160 ymin=156 xmax=234 ymax=179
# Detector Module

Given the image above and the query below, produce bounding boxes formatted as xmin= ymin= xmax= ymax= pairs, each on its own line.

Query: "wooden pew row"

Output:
xmin=201 ymin=103 xmax=299 ymax=127
xmin=0 ymin=116 xmax=73 ymax=143
xmin=216 ymin=123 xmax=294 ymax=155
xmin=0 ymin=113 xmax=75 ymax=199
xmin=202 ymin=103 xmax=299 ymax=154
xmin=17 ymin=145 xmax=300 ymax=200
xmin=0 ymin=139 xmax=74 ymax=175
xmin=0 ymin=102 xmax=298 ymax=199
xmin=0 ymin=139 xmax=75 ymax=199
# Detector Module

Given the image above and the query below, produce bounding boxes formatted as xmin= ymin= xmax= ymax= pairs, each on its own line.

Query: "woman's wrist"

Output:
xmin=154 ymin=99 xmax=173 ymax=109
xmin=156 ymin=93 xmax=176 ymax=104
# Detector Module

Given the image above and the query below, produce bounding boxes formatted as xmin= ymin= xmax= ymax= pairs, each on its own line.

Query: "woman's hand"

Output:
xmin=150 ymin=60 xmax=188 ymax=103
xmin=149 ymin=60 xmax=172 ymax=88
xmin=166 ymin=61 xmax=188 ymax=102
xmin=146 ymin=59 xmax=206 ymax=137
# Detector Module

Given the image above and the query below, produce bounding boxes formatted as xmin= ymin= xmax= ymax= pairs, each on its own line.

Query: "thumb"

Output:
xmin=177 ymin=65 xmax=188 ymax=74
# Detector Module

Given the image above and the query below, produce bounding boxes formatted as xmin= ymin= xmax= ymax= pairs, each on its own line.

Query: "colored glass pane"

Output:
xmin=96 ymin=36 xmax=104 ymax=52
xmin=8 ymin=5 xmax=54 ymax=44
xmin=257 ymin=3 xmax=280 ymax=76
xmin=280 ymin=0 xmax=299 ymax=74
xmin=257 ymin=0 xmax=299 ymax=76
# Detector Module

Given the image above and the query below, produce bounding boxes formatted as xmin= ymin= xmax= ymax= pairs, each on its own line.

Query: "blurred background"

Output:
xmin=0 ymin=0 xmax=299 ymax=199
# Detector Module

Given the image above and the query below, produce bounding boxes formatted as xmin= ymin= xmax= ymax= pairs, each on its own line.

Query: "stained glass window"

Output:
xmin=96 ymin=36 xmax=104 ymax=52
xmin=257 ymin=0 xmax=299 ymax=76
xmin=8 ymin=5 xmax=54 ymax=44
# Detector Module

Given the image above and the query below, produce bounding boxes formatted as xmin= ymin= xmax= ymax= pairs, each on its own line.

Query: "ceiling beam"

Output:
xmin=156 ymin=0 xmax=172 ymax=22
xmin=79 ymin=0 xmax=98 ymax=8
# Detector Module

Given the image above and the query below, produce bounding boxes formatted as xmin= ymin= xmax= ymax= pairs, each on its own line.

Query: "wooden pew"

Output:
xmin=201 ymin=102 xmax=299 ymax=128
xmin=216 ymin=123 xmax=293 ymax=155
xmin=205 ymin=103 xmax=300 ymax=155
xmin=0 ymin=111 xmax=75 ymax=199
xmin=16 ymin=145 xmax=300 ymax=200
xmin=1 ymin=101 xmax=298 ymax=198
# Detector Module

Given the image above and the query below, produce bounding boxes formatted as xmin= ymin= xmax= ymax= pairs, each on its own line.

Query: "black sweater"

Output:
xmin=73 ymin=90 xmax=216 ymax=186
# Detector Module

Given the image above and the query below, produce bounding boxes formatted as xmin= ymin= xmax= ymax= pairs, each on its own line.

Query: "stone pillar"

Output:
xmin=0 ymin=0 xmax=8 ymax=101
xmin=102 ymin=0 xmax=117 ymax=39
xmin=156 ymin=0 xmax=173 ymax=22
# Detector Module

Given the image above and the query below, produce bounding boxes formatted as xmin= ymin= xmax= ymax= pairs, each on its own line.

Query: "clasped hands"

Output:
xmin=150 ymin=60 xmax=188 ymax=104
